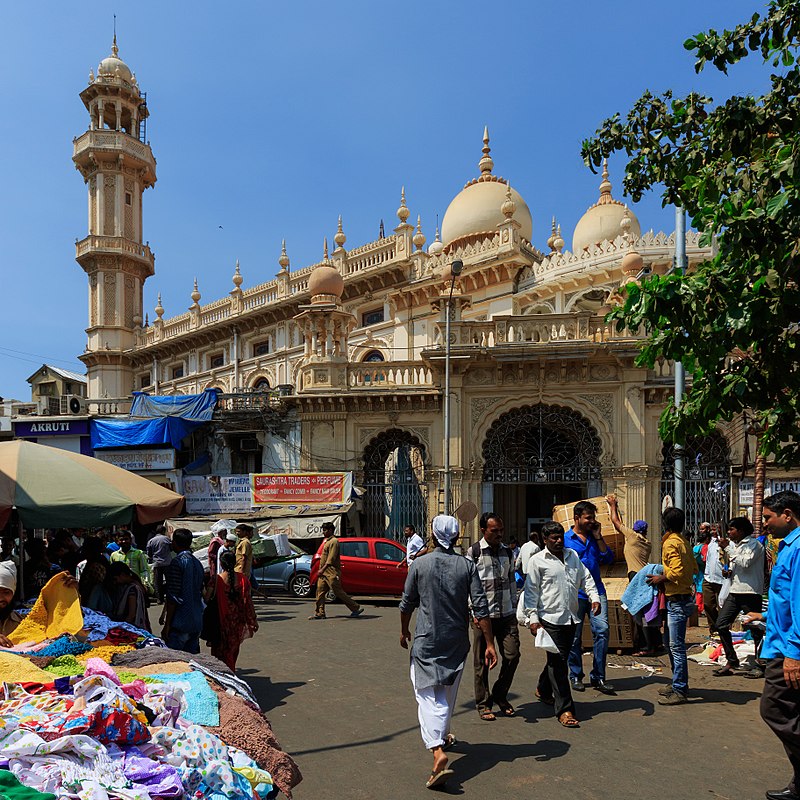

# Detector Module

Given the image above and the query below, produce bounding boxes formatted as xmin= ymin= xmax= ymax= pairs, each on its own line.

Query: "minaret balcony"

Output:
xmin=76 ymin=235 xmax=154 ymax=274
xmin=73 ymin=130 xmax=156 ymax=178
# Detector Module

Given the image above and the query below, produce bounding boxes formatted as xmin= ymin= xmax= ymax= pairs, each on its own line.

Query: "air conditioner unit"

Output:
xmin=60 ymin=395 xmax=87 ymax=415
xmin=239 ymin=437 xmax=260 ymax=452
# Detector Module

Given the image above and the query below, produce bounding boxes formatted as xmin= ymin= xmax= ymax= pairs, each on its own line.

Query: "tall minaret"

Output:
xmin=74 ymin=36 xmax=157 ymax=398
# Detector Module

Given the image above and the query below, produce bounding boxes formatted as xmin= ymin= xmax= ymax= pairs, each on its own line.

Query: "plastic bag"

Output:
xmin=534 ymin=626 xmax=560 ymax=653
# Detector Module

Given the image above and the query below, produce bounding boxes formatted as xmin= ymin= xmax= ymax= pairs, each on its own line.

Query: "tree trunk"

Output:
xmin=752 ymin=442 xmax=766 ymax=537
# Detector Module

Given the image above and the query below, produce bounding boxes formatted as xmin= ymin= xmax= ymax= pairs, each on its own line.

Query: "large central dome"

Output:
xmin=441 ymin=129 xmax=533 ymax=246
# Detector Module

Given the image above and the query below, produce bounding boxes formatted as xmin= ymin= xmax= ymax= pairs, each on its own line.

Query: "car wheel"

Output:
xmin=289 ymin=573 xmax=312 ymax=598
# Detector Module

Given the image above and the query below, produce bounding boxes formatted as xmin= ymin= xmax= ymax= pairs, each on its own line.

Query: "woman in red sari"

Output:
xmin=211 ymin=549 xmax=258 ymax=670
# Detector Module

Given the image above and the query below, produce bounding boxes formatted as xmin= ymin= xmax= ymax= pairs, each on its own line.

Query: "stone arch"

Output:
xmin=350 ymin=338 xmax=390 ymax=362
xmin=565 ymin=286 xmax=613 ymax=313
xmin=204 ymin=379 xmax=228 ymax=393
xmin=361 ymin=428 xmax=428 ymax=539
xmin=472 ymin=395 xmax=614 ymax=471
xmin=520 ymin=300 xmax=555 ymax=315
xmin=480 ymin=403 xmax=603 ymax=483
xmin=246 ymin=369 xmax=275 ymax=390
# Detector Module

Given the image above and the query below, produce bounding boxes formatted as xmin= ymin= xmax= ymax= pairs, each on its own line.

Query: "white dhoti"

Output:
xmin=410 ymin=662 xmax=463 ymax=750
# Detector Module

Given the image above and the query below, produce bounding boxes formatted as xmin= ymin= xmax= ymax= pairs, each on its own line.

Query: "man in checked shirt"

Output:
xmin=467 ymin=512 xmax=520 ymax=720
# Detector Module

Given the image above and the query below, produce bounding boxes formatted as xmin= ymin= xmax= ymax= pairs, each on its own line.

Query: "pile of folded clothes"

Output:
xmin=0 ymin=573 xmax=302 ymax=799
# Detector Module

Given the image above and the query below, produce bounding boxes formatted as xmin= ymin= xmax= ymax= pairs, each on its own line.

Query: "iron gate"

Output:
xmin=661 ymin=433 xmax=731 ymax=540
xmin=362 ymin=429 xmax=427 ymax=541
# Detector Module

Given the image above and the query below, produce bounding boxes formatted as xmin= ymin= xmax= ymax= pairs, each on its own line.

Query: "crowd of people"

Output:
xmin=399 ymin=491 xmax=800 ymax=798
xmin=0 ymin=519 xmax=262 ymax=671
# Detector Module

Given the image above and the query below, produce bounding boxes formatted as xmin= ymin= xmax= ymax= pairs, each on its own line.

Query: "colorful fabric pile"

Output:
xmin=0 ymin=574 xmax=301 ymax=799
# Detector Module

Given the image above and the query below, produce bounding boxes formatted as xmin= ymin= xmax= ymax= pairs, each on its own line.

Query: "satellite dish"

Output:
xmin=455 ymin=500 xmax=478 ymax=523
xmin=662 ymin=495 xmax=673 ymax=513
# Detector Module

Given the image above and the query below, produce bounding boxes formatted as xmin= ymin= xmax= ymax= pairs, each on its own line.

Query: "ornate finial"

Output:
xmin=397 ymin=186 xmax=410 ymax=223
xmin=428 ymin=223 xmax=444 ymax=256
xmin=553 ymin=224 xmax=565 ymax=253
xmin=111 ymin=32 xmax=119 ymax=58
xmin=334 ymin=215 xmax=346 ymax=248
xmin=620 ymin=204 xmax=632 ymax=241
xmin=598 ymin=157 xmax=613 ymax=199
xmin=191 ymin=278 xmax=201 ymax=304
xmin=89 ymin=68 xmax=95 ymax=83
xmin=501 ymin=184 xmax=516 ymax=218
xmin=232 ymin=259 xmax=243 ymax=288
xmin=323 ymin=238 xmax=329 ymax=261
xmin=155 ymin=292 xmax=164 ymax=320
xmin=379 ymin=219 xmax=385 ymax=239
xmin=144 ymin=312 xmax=149 ymax=327
xmin=413 ymin=215 xmax=426 ymax=251
xmin=546 ymin=216 xmax=557 ymax=252
xmin=278 ymin=239 xmax=290 ymax=271
xmin=479 ymin=125 xmax=494 ymax=174
xmin=133 ymin=312 xmax=142 ymax=328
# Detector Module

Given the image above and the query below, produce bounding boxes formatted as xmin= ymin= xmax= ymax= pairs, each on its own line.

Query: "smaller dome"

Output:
xmin=97 ymin=37 xmax=133 ymax=83
xmin=308 ymin=264 xmax=344 ymax=301
xmin=621 ymin=249 xmax=644 ymax=276
xmin=572 ymin=160 xmax=641 ymax=253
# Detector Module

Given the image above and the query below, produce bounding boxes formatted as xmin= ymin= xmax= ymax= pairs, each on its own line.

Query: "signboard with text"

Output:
xmin=15 ymin=419 xmax=89 ymax=437
xmin=251 ymin=472 xmax=352 ymax=506
xmin=183 ymin=475 xmax=254 ymax=515
xmin=94 ymin=449 xmax=176 ymax=472
xmin=738 ymin=478 xmax=800 ymax=505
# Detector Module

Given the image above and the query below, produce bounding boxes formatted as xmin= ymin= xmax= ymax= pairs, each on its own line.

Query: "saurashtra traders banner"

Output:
xmin=251 ymin=472 xmax=352 ymax=506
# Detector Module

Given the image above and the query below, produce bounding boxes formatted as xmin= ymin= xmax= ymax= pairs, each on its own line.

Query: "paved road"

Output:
xmin=233 ymin=595 xmax=782 ymax=800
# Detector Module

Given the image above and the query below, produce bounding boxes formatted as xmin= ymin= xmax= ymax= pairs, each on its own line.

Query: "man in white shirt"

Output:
xmin=515 ymin=531 xmax=542 ymax=576
xmin=404 ymin=525 xmax=427 ymax=565
xmin=702 ymin=522 xmax=724 ymax=633
xmin=713 ymin=516 xmax=766 ymax=677
xmin=521 ymin=521 xmax=600 ymax=729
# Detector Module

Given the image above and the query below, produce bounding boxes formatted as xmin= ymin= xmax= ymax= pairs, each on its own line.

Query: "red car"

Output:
xmin=310 ymin=537 xmax=409 ymax=598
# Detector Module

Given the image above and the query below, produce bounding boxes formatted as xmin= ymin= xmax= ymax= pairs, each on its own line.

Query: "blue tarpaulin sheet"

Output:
xmin=130 ymin=389 xmax=218 ymax=421
xmin=91 ymin=417 xmax=202 ymax=449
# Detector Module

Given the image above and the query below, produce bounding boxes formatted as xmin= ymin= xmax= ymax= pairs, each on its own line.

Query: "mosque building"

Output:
xmin=69 ymin=38 xmax=745 ymax=541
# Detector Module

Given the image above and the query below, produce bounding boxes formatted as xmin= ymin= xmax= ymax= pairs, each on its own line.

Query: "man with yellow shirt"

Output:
xmin=647 ymin=507 xmax=696 ymax=705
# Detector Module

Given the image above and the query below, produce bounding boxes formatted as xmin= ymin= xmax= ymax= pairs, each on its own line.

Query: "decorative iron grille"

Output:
xmin=482 ymin=404 xmax=602 ymax=483
xmin=362 ymin=429 xmax=427 ymax=540
xmin=661 ymin=432 xmax=731 ymax=538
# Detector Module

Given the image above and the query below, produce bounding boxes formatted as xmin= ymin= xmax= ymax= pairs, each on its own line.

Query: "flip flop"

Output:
xmin=443 ymin=733 xmax=457 ymax=751
xmin=426 ymin=768 xmax=454 ymax=789
xmin=558 ymin=712 xmax=580 ymax=728
xmin=712 ymin=666 xmax=736 ymax=677
xmin=498 ymin=703 xmax=516 ymax=717
xmin=479 ymin=710 xmax=496 ymax=721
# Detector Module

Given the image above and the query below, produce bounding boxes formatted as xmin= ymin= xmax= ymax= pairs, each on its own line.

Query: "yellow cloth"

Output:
xmin=0 ymin=651 xmax=57 ymax=683
xmin=9 ymin=572 xmax=84 ymax=645
xmin=128 ymin=661 xmax=193 ymax=675
xmin=75 ymin=644 xmax=135 ymax=664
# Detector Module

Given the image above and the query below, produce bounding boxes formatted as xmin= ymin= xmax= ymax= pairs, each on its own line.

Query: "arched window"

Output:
xmin=363 ymin=350 xmax=385 ymax=363
xmin=253 ymin=378 xmax=270 ymax=392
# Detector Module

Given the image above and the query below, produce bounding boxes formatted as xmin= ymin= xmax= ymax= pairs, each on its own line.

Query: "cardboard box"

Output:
xmin=580 ymin=577 xmax=636 ymax=651
xmin=552 ymin=496 xmax=625 ymax=564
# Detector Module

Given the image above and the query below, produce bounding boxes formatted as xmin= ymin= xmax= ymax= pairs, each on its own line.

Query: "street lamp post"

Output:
xmin=443 ymin=259 xmax=463 ymax=515
xmin=674 ymin=208 xmax=687 ymax=512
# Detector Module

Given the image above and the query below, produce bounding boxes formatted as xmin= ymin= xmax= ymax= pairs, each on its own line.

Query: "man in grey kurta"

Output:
xmin=400 ymin=514 xmax=497 ymax=789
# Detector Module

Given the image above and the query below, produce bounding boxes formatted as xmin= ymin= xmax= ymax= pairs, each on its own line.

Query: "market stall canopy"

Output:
xmin=0 ymin=440 xmax=185 ymax=528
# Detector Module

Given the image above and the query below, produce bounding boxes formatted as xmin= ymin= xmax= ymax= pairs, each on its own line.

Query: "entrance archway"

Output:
xmin=481 ymin=403 xmax=603 ymax=538
xmin=362 ymin=429 xmax=427 ymax=540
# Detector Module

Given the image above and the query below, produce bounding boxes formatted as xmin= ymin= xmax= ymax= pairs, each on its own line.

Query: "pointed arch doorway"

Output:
xmin=481 ymin=403 xmax=603 ymax=538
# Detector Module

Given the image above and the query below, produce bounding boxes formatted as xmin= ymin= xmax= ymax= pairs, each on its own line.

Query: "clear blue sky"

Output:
xmin=0 ymin=1 xmax=770 ymax=399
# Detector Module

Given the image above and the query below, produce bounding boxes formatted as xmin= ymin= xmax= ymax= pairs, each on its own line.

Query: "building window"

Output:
xmin=253 ymin=378 xmax=270 ymax=392
xmin=363 ymin=350 xmax=384 ymax=363
xmin=253 ymin=340 xmax=270 ymax=357
xmin=125 ymin=192 xmax=132 ymax=206
xmin=139 ymin=373 xmax=151 ymax=389
xmin=209 ymin=353 xmax=225 ymax=369
xmin=38 ymin=382 xmax=57 ymax=397
xmin=171 ymin=365 xmax=184 ymax=380
xmin=361 ymin=307 xmax=385 ymax=327
xmin=65 ymin=382 xmax=73 ymax=394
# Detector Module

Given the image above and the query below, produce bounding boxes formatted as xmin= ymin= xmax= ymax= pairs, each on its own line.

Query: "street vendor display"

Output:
xmin=0 ymin=572 xmax=302 ymax=799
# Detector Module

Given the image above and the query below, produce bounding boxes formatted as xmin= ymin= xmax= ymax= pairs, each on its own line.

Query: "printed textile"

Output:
xmin=146 ymin=672 xmax=219 ymax=726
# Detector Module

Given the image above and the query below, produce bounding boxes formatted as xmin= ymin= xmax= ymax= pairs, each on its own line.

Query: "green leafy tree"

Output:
xmin=582 ymin=0 xmax=800 ymax=465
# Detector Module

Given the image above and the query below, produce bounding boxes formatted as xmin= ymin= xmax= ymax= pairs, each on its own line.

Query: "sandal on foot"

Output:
xmin=479 ymin=710 xmax=496 ymax=721
xmin=443 ymin=733 xmax=457 ymax=751
xmin=426 ymin=769 xmax=454 ymax=789
xmin=498 ymin=703 xmax=516 ymax=717
xmin=712 ymin=665 xmax=736 ymax=677
xmin=558 ymin=712 xmax=580 ymax=728
xmin=535 ymin=690 xmax=555 ymax=705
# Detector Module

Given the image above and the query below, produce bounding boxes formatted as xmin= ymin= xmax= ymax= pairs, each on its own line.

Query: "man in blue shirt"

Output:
xmin=160 ymin=528 xmax=205 ymax=654
xmin=564 ymin=500 xmax=615 ymax=695
xmin=745 ymin=491 xmax=800 ymax=800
